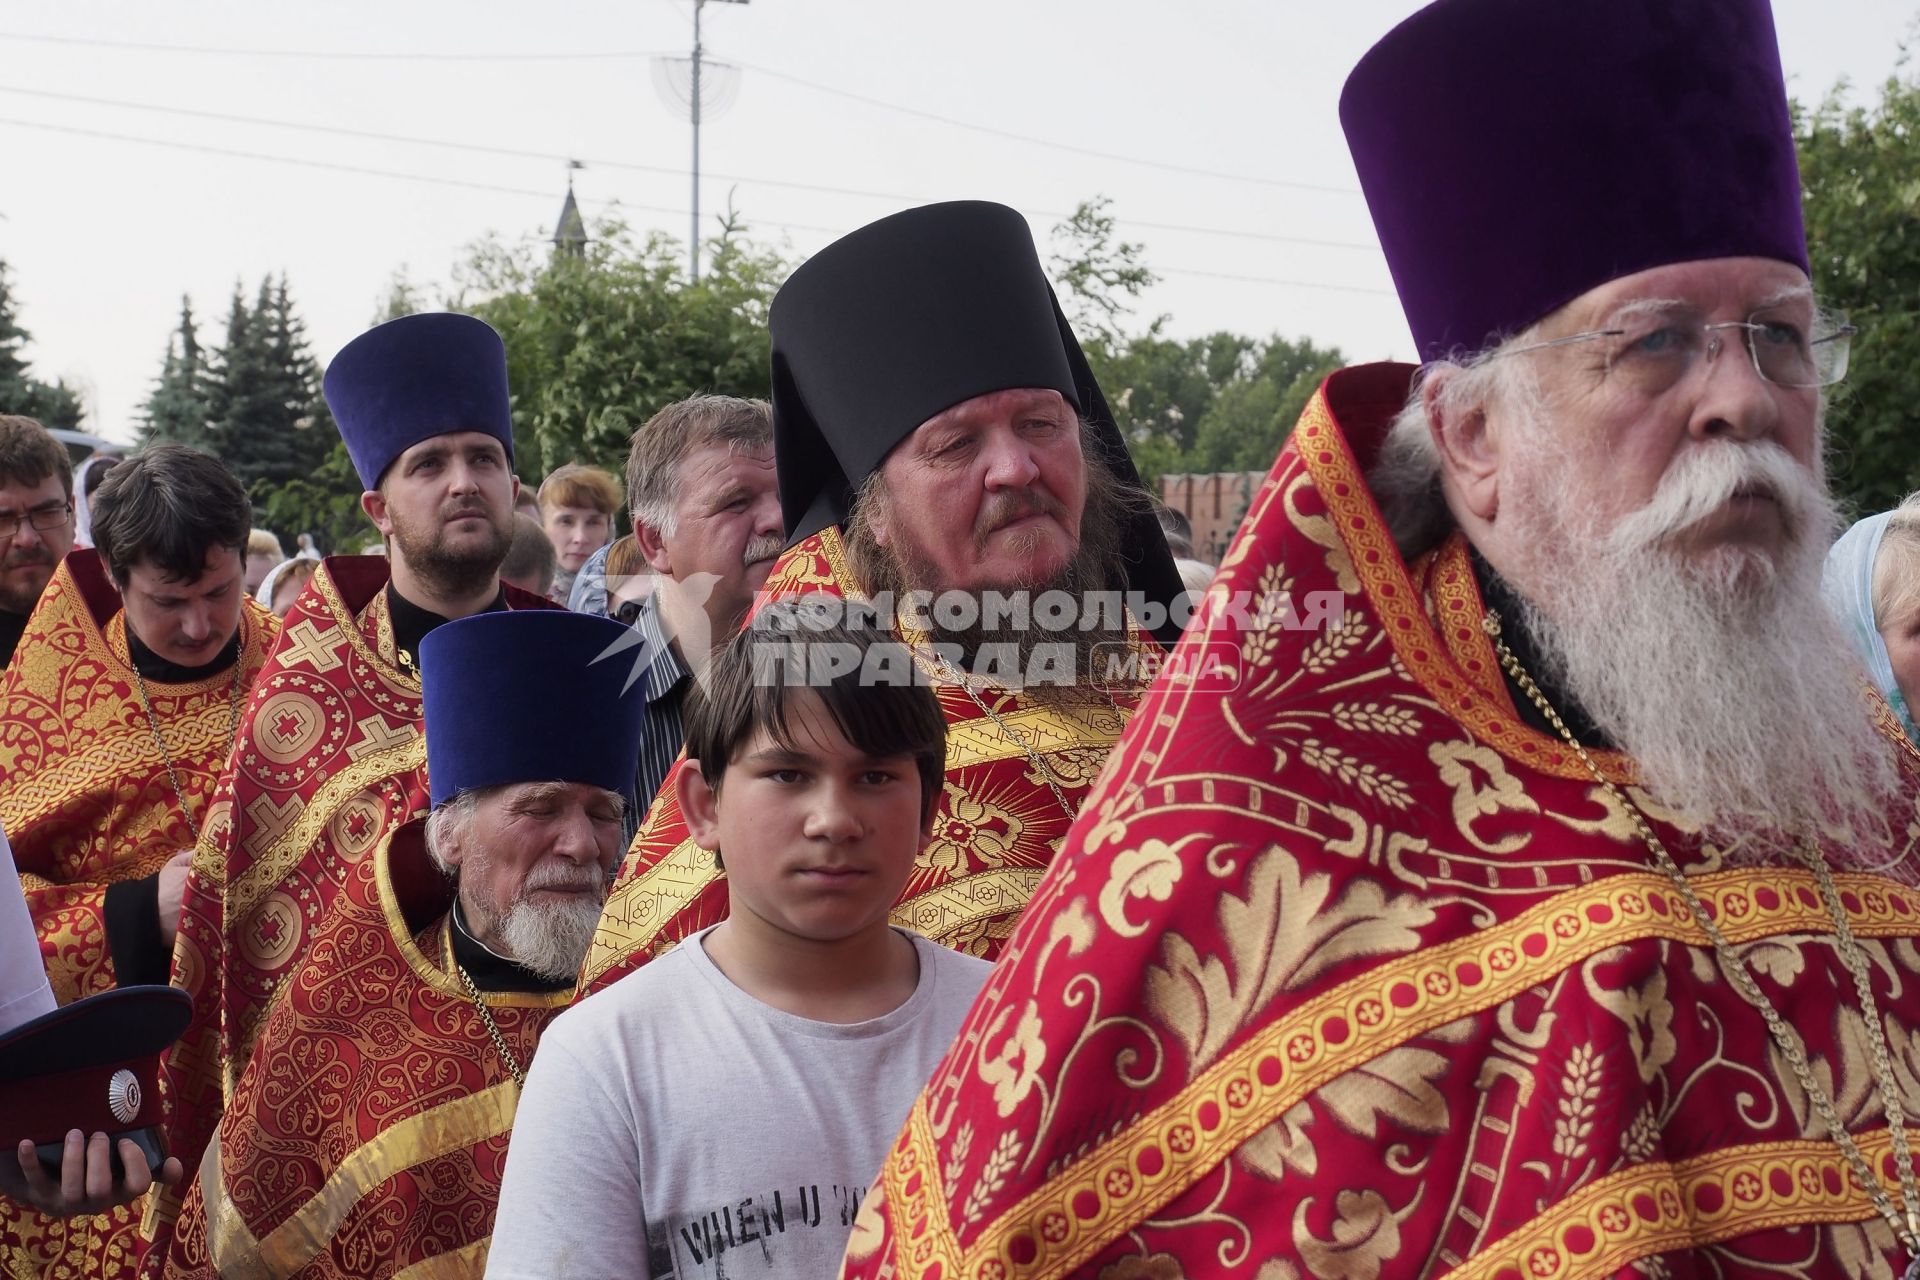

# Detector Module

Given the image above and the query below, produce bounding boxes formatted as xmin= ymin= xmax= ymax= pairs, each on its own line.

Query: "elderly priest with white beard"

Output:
xmin=161 ymin=609 xmax=644 ymax=1278
xmin=839 ymin=1 xmax=1920 ymax=1277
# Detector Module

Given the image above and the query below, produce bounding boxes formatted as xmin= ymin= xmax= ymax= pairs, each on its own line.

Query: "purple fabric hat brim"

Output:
xmin=419 ymin=610 xmax=647 ymax=808
xmin=1340 ymin=0 xmax=1809 ymax=363
xmin=322 ymin=313 xmax=516 ymax=490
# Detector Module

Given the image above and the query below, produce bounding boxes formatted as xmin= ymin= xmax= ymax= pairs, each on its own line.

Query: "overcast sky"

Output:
xmin=0 ymin=0 xmax=1912 ymax=443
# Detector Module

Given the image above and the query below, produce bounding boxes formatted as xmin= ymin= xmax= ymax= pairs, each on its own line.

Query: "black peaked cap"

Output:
xmin=770 ymin=200 xmax=1185 ymax=646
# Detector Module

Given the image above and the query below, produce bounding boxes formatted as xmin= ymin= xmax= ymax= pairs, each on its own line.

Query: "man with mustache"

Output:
xmin=160 ymin=609 xmax=645 ymax=1277
xmin=581 ymin=201 xmax=1187 ymax=992
xmin=0 ymin=445 xmax=278 ymax=1280
xmin=606 ymin=394 xmax=785 ymax=817
xmin=154 ymin=314 xmax=563 ymax=1267
xmin=842 ymin=3 xmax=1920 ymax=1277
xmin=0 ymin=416 xmax=77 ymax=670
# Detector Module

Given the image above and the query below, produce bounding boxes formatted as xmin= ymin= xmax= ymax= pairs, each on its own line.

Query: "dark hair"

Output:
xmin=501 ymin=512 xmax=558 ymax=596
xmin=81 ymin=456 xmax=119 ymax=499
xmin=0 ymin=415 xmax=73 ymax=498
xmin=682 ymin=598 xmax=946 ymax=822
xmin=1155 ymin=501 xmax=1195 ymax=560
xmin=626 ymin=395 xmax=772 ymax=531
xmin=90 ymin=444 xmax=252 ymax=586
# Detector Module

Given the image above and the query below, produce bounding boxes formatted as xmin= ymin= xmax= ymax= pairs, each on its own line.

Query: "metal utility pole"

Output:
xmin=687 ymin=0 xmax=749 ymax=282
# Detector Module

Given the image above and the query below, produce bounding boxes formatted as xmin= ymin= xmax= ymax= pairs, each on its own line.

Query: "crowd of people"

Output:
xmin=2 ymin=0 xmax=1919 ymax=1276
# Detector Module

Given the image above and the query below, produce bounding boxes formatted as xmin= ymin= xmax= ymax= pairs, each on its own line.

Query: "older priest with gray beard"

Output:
xmin=838 ymin=1 xmax=1920 ymax=1277
xmin=161 ymin=609 xmax=643 ymax=1278
xmin=582 ymin=200 xmax=1187 ymax=985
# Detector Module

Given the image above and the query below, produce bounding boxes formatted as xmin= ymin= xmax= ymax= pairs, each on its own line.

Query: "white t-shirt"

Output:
xmin=486 ymin=927 xmax=991 ymax=1280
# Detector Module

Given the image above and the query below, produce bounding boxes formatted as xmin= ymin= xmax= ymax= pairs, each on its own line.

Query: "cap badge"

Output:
xmin=107 ymin=1069 xmax=141 ymax=1124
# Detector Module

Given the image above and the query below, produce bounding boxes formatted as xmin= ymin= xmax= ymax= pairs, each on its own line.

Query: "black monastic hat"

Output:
xmin=769 ymin=201 xmax=1186 ymax=646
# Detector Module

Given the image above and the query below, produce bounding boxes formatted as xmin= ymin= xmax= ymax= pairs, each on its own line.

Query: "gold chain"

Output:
xmin=132 ymin=660 xmax=244 ymax=834
xmin=455 ymin=961 xmax=527 ymax=1087
xmin=1484 ymin=609 xmax=1920 ymax=1258
xmin=921 ymin=650 xmax=1130 ymax=827
xmin=942 ymin=670 xmax=1076 ymax=823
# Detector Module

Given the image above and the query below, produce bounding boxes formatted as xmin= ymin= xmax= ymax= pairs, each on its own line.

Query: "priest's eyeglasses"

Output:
xmin=1502 ymin=307 xmax=1855 ymax=393
xmin=0 ymin=501 xmax=72 ymax=542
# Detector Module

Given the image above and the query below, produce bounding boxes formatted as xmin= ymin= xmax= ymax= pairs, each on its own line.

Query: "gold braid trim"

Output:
xmin=204 ymin=1081 xmax=521 ymax=1278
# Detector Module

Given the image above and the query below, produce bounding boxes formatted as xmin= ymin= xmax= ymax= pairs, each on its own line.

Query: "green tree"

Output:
xmin=194 ymin=277 xmax=359 ymax=550
xmin=139 ymin=296 xmax=211 ymax=447
xmin=1798 ymin=57 xmax=1920 ymax=516
xmin=373 ymin=269 xmax=427 ymax=325
xmin=453 ymin=215 xmax=787 ymax=479
xmin=1048 ymin=196 xmax=1160 ymax=354
xmin=255 ymin=441 xmax=368 ymax=556
xmin=256 ymin=270 xmax=423 ymax=557
xmin=0 ymin=260 xmax=84 ymax=429
xmin=201 ymin=283 xmax=275 ymax=488
xmin=1186 ymin=335 xmax=1346 ymax=474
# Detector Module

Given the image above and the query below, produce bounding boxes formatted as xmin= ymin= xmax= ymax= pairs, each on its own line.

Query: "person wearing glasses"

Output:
xmin=0 ymin=445 xmax=279 ymax=1280
xmin=841 ymin=2 xmax=1920 ymax=1278
xmin=0 ymin=416 xmax=77 ymax=669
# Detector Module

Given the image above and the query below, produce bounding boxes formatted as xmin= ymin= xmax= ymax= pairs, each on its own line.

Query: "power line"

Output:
xmin=0 ymin=83 xmax=1380 ymax=252
xmin=0 ymin=116 xmax=1394 ymax=297
xmin=0 ymin=115 xmax=671 ymax=214
xmin=0 ymin=30 xmax=679 ymax=61
xmin=1158 ymin=264 xmax=1394 ymax=296
xmin=733 ymin=62 xmax=1360 ymax=196
xmin=0 ymin=29 xmax=1358 ymax=196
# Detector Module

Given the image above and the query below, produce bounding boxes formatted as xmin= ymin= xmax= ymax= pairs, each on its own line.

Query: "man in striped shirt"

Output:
xmin=616 ymin=395 xmax=781 ymax=820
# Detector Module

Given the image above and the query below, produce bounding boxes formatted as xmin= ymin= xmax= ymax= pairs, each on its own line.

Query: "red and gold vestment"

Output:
xmin=580 ymin=524 xmax=1152 ymax=993
xmin=0 ymin=550 xmax=276 ymax=1280
xmin=841 ymin=364 xmax=1920 ymax=1280
xmin=159 ymin=820 xmax=564 ymax=1278
xmin=153 ymin=559 xmax=548 ymax=1272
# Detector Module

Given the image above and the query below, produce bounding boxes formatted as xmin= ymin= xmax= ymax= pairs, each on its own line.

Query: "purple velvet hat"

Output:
xmin=420 ymin=610 xmax=645 ymax=807
xmin=323 ymin=313 xmax=515 ymax=489
xmin=1340 ymin=0 xmax=1809 ymax=363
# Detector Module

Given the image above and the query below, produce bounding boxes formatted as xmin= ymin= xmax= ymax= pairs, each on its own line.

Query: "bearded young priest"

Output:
xmin=155 ymin=313 xmax=557 ymax=1264
xmin=159 ymin=608 xmax=644 ymax=1278
xmin=839 ymin=1 xmax=1920 ymax=1277
xmin=580 ymin=200 xmax=1188 ymax=991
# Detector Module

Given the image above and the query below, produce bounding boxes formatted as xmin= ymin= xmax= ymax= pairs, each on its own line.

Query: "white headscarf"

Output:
xmin=255 ymin=557 xmax=313 ymax=611
xmin=1824 ymin=510 xmax=1918 ymax=743
xmin=70 ymin=454 xmax=119 ymax=549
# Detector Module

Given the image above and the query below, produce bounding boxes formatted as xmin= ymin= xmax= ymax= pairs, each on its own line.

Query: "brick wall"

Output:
xmin=1156 ymin=471 xmax=1265 ymax=563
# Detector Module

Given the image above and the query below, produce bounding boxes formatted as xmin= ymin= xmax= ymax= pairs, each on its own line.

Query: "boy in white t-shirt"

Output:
xmin=487 ymin=601 xmax=991 ymax=1279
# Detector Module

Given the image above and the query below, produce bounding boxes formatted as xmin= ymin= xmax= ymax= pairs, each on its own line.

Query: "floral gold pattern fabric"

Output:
xmin=159 ymin=823 xmax=566 ymax=1278
xmin=0 ymin=550 xmax=277 ymax=1280
xmin=839 ymin=362 xmax=1920 ymax=1280
xmin=579 ymin=524 xmax=1154 ymax=994
xmin=152 ymin=560 xmax=549 ymax=1273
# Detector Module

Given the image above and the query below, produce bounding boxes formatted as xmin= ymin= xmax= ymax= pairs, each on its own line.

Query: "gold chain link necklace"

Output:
xmin=132 ymin=661 xmax=245 ymax=832
xmin=454 ymin=961 xmax=527 ymax=1087
xmin=919 ymin=646 xmax=1132 ymax=827
xmin=1485 ymin=609 xmax=1920 ymax=1272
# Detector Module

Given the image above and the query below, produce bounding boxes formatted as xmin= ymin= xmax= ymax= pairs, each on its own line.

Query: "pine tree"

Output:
xmin=139 ymin=296 xmax=211 ymax=446
xmin=0 ymin=259 xmax=85 ymax=429
xmin=202 ymin=281 xmax=279 ymax=491
xmin=261 ymin=275 xmax=337 ymax=480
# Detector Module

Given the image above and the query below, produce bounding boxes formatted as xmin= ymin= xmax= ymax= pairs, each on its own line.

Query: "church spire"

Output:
xmin=553 ymin=164 xmax=587 ymax=258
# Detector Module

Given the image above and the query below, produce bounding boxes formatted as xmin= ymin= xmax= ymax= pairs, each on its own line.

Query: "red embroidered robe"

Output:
xmin=842 ymin=363 xmax=1920 ymax=1280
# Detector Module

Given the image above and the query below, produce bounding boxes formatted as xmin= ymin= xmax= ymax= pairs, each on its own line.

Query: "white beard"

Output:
xmin=497 ymin=892 xmax=605 ymax=983
xmin=1498 ymin=433 xmax=1910 ymax=873
xmin=462 ymin=855 xmax=607 ymax=983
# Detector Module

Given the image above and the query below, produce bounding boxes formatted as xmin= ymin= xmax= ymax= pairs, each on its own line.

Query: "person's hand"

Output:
xmin=0 ymin=1131 xmax=182 ymax=1217
xmin=156 ymin=850 xmax=194 ymax=949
